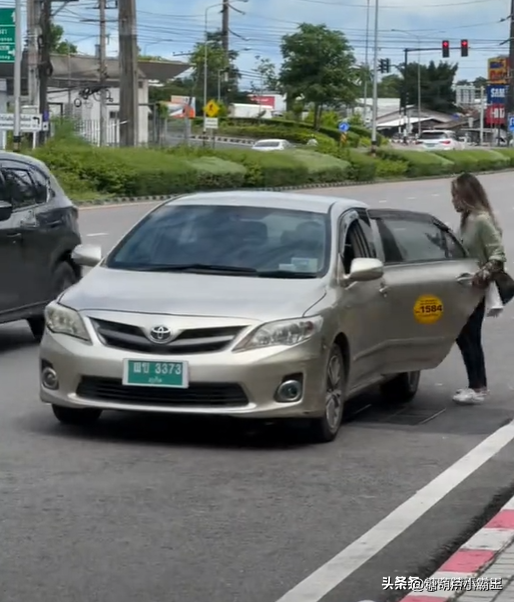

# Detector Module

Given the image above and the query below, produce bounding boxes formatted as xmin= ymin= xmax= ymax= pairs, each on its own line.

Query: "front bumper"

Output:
xmin=39 ymin=329 xmax=328 ymax=419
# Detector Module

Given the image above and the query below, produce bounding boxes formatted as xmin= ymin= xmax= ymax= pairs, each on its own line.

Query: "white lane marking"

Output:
xmin=274 ymin=418 xmax=514 ymax=602
xmin=407 ymin=196 xmax=416 ymax=200
xmin=378 ymin=200 xmax=388 ymax=203
xmin=432 ymin=193 xmax=440 ymax=197
xmin=86 ymin=232 xmax=108 ymax=237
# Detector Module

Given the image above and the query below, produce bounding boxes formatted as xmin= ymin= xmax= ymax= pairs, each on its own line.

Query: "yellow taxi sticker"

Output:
xmin=413 ymin=295 xmax=444 ymax=324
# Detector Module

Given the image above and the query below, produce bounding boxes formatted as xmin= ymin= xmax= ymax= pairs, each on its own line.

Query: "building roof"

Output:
xmin=0 ymin=51 xmax=190 ymax=95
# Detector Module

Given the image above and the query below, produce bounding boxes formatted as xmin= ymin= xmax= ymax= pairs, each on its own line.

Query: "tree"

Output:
xmin=378 ymin=74 xmax=401 ymax=98
xmin=252 ymin=56 xmax=279 ymax=92
xmin=50 ymin=24 xmax=77 ymax=54
xmin=400 ymin=61 xmax=457 ymax=113
xmin=279 ymin=23 xmax=359 ymax=128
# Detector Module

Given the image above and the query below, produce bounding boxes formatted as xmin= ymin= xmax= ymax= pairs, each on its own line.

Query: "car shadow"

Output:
xmin=0 ymin=322 xmax=37 ymax=354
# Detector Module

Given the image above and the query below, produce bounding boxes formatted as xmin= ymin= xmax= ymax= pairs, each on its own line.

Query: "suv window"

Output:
xmin=373 ymin=215 xmax=466 ymax=263
xmin=1 ymin=167 xmax=38 ymax=208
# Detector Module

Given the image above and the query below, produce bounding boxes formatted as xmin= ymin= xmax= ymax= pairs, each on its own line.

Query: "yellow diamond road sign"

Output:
xmin=204 ymin=99 xmax=220 ymax=118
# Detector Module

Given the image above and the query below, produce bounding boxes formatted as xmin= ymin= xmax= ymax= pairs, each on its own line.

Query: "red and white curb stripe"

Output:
xmin=399 ymin=496 xmax=514 ymax=601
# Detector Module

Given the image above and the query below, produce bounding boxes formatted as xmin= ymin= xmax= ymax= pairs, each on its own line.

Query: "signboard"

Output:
xmin=485 ymin=105 xmax=505 ymax=126
xmin=204 ymin=117 xmax=218 ymax=129
xmin=338 ymin=121 xmax=349 ymax=132
xmin=204 ymin=99 xmax=220 ymax=118
xmin=249 ymin=94 xmax=276 ymax=109
xmin=488 ymin=57 xmax=509 ymax=84
xmin=166 ymin=96 xmax=195 ymax=118
xmin=0 ymin=113 xmax=43 ymax=131
xmin=0 ymin=8 xmax=15 ymax=63
xmin=486 ymin=85 xmax=506 ymax=104
xmin=455 ymin=85 xmax=476 ymax=106
xmin=509 ymin=116 xmax=514 ymax=132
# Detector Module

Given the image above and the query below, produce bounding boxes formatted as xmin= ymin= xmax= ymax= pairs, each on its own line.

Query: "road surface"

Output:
xmin=2 ymin=173 xmax=514 ymax=602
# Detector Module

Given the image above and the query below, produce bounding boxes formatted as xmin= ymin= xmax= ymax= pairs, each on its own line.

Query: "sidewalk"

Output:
xmin=398 ymin=495 xmax=514 ymax=601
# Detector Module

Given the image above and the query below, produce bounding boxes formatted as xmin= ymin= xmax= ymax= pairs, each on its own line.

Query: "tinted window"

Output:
xmin=254 ymin=141 xmax=280 ymax=148
xmin=374 ymin=216 xmax=466 ymax=263
xmin=106 ymin=203 xmax=331 ymax=277
xmin=1 ymin=168 xmax=37 ymax=208
xmin=419 ymin=132 xmax=446 ymax=140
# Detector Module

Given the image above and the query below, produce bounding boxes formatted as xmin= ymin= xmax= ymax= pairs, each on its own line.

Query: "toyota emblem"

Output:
xmin=149 ymin=325 xmax=173 ymax=344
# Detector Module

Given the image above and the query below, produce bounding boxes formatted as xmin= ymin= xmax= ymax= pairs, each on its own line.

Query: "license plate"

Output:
xmin=122 ymin=359 xmax=189 ymax=388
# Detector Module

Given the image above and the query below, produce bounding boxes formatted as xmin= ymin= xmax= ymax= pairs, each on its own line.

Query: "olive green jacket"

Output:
xmin=458 ymin=212 xmax=506 ymax=268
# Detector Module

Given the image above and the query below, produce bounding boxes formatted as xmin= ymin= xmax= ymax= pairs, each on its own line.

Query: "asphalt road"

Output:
xmin=3 ymin=173 xmax=514 ymax=602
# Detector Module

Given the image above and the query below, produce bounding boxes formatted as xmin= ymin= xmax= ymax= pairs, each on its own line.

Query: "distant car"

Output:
xmin=0 ymin=152 xmax=81 ymax=341
xmin=251 ymin=139 xmax=293 ymax=151
xmin=416 ymin=130 xmax=463 ymax=150
xmin=40 ymin=191 xmax=481 ymax=443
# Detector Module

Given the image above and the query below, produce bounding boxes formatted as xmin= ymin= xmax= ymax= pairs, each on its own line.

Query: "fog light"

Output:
xmin=41 ymin=367 xmax=59 ymax=390
xmin=276 ymin=379 xmax=302 ymax=402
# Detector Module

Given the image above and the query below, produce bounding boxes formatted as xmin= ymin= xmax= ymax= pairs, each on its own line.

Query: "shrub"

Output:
xmin=217 ymin=124 xmax=336 ymax=148
xmin=286 ymin=149 xmax=350 ymax=183
xmin=341 ymin=149 xmax=377 ymax=181
xmin=436 ymin=149 xmax=509 ymax=172
xmin=376 ymin=158 xmax=408 ymax=179
xmin=496 ymin=148 xmax=514 ymax=166
xmin=188 ymin=156 xmax=246 ymax=189
xmin=376 ymin=148 xmax=452 ymax=177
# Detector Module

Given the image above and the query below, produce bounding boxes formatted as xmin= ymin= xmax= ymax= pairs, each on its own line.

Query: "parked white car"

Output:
xmin=251 ymin=139 xmax=294 ymax=151
xmin=416 ymin=130 xmax=464 ymax=151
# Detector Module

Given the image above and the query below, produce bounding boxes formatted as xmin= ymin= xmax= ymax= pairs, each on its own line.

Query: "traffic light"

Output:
xmin=460 ymin=39 xmax=468 ymax=57
xmin=378 ymin=58 xmax=391 ymax=73
xmin=442 ymin=40 xmax=449 ymax=58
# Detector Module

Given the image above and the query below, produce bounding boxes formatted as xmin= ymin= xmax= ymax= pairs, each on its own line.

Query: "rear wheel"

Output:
xmin=307 ymin=345 xmax=346 ymax=443
xmin=28 ymin=262 xmax=79 ymax=342
xmin=380 ymin=371 xmax=420 ymax=403
xmin=52 ymin=405 xmax=102 ymax=426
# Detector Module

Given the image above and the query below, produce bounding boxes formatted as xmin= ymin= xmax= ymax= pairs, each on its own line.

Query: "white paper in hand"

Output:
xmin=485 ymin=282 xmax=503 ymax=318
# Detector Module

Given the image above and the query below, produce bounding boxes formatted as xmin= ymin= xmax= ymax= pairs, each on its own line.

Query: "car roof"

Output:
xmin=0 ymin=150 xmax=48 ymax=169
xmin=166 ymin=190 xmax=368 ymax=214
xmin=253 ymin=139 xmax=286 ymax=143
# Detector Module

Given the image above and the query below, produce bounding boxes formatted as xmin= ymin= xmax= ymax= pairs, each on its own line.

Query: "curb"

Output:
xmin=74 ymin=167 xmax=514 ymax=208
xmin=398 ymin=496 xmax=514 ymax=601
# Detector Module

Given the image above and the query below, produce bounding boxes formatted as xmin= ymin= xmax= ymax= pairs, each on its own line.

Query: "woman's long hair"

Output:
xmin=451 ymin=172 xmax=501 ymax=232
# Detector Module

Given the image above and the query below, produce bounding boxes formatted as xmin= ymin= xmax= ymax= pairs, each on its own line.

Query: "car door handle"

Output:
xmin=379 ymin=284 xmax=389 ymax=296
xmin=6 ymin=232 xmax=21 ymax=239
xmin=457 ymin=273 xmax=474 ymax=286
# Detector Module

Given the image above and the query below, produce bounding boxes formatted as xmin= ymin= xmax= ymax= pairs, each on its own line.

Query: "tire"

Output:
xmin=380 ymin=371 xmax=420 ymax=403
xmin=28 ymin=262 xmax=79 ymax=342
xmin=307 ymin=344 xmax=346 ymax=443
xmin=52 ymin=404 xmax=102 ymax=426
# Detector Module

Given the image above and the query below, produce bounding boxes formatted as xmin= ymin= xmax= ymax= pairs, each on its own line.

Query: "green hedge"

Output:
xmin=28 ymin=143 xmax=514 ymax=201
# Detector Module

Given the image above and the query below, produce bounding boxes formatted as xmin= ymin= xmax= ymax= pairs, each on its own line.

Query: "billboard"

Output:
xmin=485 ymin=104 xmax=505 ymax=126
xmin=249 ymin=94 xmax=276 ymax=109
xmin=165 ymin=96 xmax=196 ymax=118
xmin=486 ymin=85 xmax=506 ymax=104
xmin=488 ymin=57 xmax=509 ymax=84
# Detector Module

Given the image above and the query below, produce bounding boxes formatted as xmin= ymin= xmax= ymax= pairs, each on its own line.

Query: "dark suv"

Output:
xmin=0 ymin=152 xmax=81 ymax=341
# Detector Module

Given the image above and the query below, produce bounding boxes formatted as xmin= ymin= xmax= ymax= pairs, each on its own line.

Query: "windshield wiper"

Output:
xmin=129 ymin=263 xmax=258 ymax=274
xmin=256 ymin=270 xmax=317 ymax=278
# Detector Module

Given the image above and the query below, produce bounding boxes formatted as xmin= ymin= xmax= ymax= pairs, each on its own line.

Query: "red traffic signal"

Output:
xmin=442 ymin=40 xmax=450 ymax=58
xmin=461 ymin=39 xmax=468 ymax=57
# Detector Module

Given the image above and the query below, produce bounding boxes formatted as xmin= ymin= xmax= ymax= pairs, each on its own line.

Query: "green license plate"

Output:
xmin=122 ymin=359 xmax=188 ymax=388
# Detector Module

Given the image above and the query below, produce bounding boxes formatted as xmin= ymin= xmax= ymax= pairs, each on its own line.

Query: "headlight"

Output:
xmin=44 ymin=302 xmax=90 ymax=341
xmin=234 ymin=316 xmax=323 ymax=351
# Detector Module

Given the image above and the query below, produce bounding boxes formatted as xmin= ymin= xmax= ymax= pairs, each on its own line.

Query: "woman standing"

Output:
xmin=451 ymin=173 xmax=506 ymax=405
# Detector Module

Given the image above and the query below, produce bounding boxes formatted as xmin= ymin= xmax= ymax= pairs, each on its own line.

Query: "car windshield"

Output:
xmin=419 ymin=132 xmax=447 ymax=140
xmin=254 ymin=140 xmax=280 ymax=148
xmin=106 ymin=203 xmax=331 ymax=278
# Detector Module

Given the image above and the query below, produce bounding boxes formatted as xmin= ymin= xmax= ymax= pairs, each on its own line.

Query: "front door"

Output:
xmin=369 ymin=209 xmax=483 ymax=374
xmin=0 ymin=212 xmax=24 ymax=314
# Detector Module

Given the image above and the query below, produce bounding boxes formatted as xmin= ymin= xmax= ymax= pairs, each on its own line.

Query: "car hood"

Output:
xmin=61 ymin=267 xmax=327 ymax=321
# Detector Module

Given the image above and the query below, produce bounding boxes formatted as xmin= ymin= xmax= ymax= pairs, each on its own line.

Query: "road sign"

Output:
xmin=486 ymin=84 xmax=506 ymax=105
xmin=509 ymin=117 xmax=514 ymax=132
xmin=204 ymin=117 xmax=218 ymax=129
xmin=338 ymin=121 xmax=349 ymax=132
xmin=204 ymin=99 xmax=220 ymax=118
xmin=0 ymin=8 xmax=15 ymax=63
xmin=0 ymin=113 xmax=43 ymax=132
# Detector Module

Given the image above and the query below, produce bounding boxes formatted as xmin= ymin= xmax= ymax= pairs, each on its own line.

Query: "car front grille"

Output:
xmin=91 ymin=319 xmax=245 ymax=354
xmin=76 ymin=377 xmax=249 ymax=407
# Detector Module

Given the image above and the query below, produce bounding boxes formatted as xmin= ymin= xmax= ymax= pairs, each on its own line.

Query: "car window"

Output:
xmin=254 ymin=141 xmax=280 ymax=148
xmin=1 ymin=167 xmax=37 ymax=208
xmin=372 ymin=216 xmax=466 ymax=264
xmin=340 ymin=219 xmax=373 ymax=273
xmin=419 ymin=132 xmax=445 ymax=140
xmin=106 ymin=203 xmax=331 ymax=277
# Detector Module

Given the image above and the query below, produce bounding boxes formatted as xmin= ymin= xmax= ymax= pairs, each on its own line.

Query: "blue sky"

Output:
xmin=48 ymin=0 xmax=509 ymax=89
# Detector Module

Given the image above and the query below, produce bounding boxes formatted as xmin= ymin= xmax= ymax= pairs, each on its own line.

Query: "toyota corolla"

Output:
xmin=40 ymin=191 xmax=482 ymax=442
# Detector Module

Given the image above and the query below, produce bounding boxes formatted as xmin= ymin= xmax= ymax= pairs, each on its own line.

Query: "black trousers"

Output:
xmin=456 ymin=299 xmax=487 ymax=389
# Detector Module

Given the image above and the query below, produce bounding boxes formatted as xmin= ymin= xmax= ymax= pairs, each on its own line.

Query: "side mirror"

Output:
xmin=0 ymin=200 xmax=13 ymax=222
xmin=71 ymin=243 xmax=102 ymax=267
xmin=346 ymin=258 xmax=384 ymax=282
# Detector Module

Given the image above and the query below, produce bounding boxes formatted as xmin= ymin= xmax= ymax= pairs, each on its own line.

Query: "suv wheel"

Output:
xmin=307 ymin=345 xmax=346 ymax=443
xmin=52 ymin=404 xmax=102 ymax=426
xmin=28 ymin=262 xmax=78 ymax=342
xmin=380 ymin=371 xmax=420 ymax=403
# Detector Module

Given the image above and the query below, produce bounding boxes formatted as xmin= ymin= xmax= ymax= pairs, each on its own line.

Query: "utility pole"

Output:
xmin=38 ymin=0 xmax=52 ymax=144
xmin=12 ymin=0 xmax=22 ymax=151
xmin=98 ymin=0 xmax=107 ymax=146
xmin=118 ymin=0 xmax=139 ymax=146
xmin=370 ymin=0 xmax=379 ymax=152
xmin=362 ymin=0 xmax=370 ymax=124
xmin=26 ymin=0 xmax=40 ymax=109
xmin=507 ymin=0 xmax=514 ymax=137
xmin=221 ymin=0 xmax=229 ymax=59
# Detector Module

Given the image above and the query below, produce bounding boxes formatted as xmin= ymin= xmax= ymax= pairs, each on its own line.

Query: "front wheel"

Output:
xmin=28 ymin=262 xmax=79 ymax=342
xmin=52 ymin=405 xmax=102 ymax=426
xmin=307 ymin=345 xmax=346 ymax=443
xmin=380 ymin=371 xmax=420 ymax=403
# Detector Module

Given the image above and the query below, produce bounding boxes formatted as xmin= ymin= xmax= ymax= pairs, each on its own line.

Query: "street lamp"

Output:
xmin=203 ymin=0 xmax=248 ymax=133
xmin=392 ymin=29 xmax=422 ymax=136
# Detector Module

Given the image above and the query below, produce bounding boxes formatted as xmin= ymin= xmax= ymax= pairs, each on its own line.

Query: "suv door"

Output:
xmin=368 ymin=208 xmax=483 ymax=374
xmin=337 ymin=209 xmax=388 ymax=391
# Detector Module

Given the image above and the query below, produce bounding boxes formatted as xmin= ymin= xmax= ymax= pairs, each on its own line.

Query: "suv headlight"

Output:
xmin=44 ymin=302 xmax=90 ymax=342
xmin=234 ymin=316 xmax=323 ymax=351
